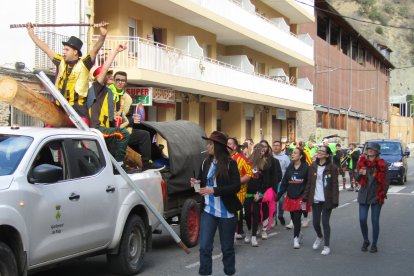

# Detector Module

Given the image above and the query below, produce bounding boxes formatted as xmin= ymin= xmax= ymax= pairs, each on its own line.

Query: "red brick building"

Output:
xmin=297 ymin=0 xmax=394 ymax=145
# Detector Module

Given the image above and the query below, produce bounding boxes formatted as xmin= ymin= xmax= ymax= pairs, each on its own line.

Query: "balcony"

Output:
xmin=262 ymin=0 xmax=315 ymax=23
xmin=93 ymin=36 xmax=313 ymax=110
xmin=132 ymin=0 xmax=314 ymax=67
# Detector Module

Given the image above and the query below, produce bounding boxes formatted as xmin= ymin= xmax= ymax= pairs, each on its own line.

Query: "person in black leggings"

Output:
xmin=304 ymin=145 xmax=339 ymax=255
xmin=276 ymin=148 xmax=309 ymax=249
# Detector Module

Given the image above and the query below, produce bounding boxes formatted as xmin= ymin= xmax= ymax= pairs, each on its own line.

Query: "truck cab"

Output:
xmin=0 ymin=126 xmax=163 ymax=275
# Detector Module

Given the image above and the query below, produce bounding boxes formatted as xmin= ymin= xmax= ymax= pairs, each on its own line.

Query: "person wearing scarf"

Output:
xmin=356 ymin=142 xmax=389 ymax=253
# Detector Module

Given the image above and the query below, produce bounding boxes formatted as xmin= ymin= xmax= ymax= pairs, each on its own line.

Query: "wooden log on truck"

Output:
xmin=0 ymin=76 xmax=70 ymax=127
xmin=0 ymin=76 xmax=142 ymax=168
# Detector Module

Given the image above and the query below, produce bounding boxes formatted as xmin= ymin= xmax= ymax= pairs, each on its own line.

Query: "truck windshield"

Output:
xmin=0 ymin=135 xmax=33 ymax=176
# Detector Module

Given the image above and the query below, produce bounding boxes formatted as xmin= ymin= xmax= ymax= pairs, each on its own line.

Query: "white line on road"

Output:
xmin=185 ymin=232 xmax=280 ymax=269
xmin=353 ymin=199 xmax=357 ymax=202
xmin=387 ymin=192 xmax=414 ymax=196
xmin=388 ymin=186 xmax=406 ymax=193
xmin=412 ymin=190 xmax=414 ymax=194
xmin=338 ymin=202 xmax=351 ymax=209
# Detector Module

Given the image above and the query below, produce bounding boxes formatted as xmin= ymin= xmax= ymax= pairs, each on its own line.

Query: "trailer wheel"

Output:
xmin=0 ymin=241 xmax=18 ymax=276
xmin=107 ymin=215 xmax=146 ymax=275
xmin=180 ymin=199 xmax=200 ymax=248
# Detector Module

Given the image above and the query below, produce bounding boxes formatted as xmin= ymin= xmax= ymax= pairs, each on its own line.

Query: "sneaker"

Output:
xmin=301 ymin=217 xmax=309 ymax=227
xmin=279 ymin=217 xmax=286 ymax=226
xmin=321 ymin=246 xmax=331 ymax=255
xmin=286 ymin=220 xmax=293 ymax=229
xmin=293 ymin=237 xmax=300 ymax=249
xmin=313 ymin=237 xmax=323 ymax=250
xmin=370 ymin=245 xmax=378 ymax=253
xmin=261 ymin=230 xmax=268 ymax=240
xmin=361 ymin=240 xmax=370 ymax=252
xmin=262 ymin=218 xmax=269 ymax=230
xmin=244 ymin=233 xmax=251 ymax=243
xmin=251 ymin=236 xmax=258 ymax=247
xmin=235 ymin=233 xmax=244 ymax=240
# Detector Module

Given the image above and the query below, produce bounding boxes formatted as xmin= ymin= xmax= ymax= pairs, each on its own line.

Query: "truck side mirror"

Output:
xmin=29 ymin=164 xmax=63 ymax=184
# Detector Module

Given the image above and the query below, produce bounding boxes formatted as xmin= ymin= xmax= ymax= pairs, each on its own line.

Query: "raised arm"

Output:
xmin=96 ymin=43 xmax=127 ymax=85
xmin=26 ymin=22 xmax=56 ymax=60
xmin=89 ymin=21 xmax=109 ymax=61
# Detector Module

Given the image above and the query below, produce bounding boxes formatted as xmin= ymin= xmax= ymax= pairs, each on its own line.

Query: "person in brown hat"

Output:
xmin=190 ymin=131 xmax=241 ymax=276
xmin=26 ymin=21 xmax=109 ymax=122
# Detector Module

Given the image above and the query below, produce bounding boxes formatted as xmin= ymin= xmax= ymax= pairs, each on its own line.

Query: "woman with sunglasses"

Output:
xmin=276 ymin=147 xmax=310 ymax=249
xmin=303 ymin=146 xmax=339 ymax=255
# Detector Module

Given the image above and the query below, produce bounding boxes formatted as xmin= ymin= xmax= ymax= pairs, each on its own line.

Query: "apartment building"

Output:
xmin=297 ymin=0 xmax=394 ymax=145
xmin=2 ymin=0 xmax=316 ymax=143
xmin=90 ymin=0 xmax=315 ymax=142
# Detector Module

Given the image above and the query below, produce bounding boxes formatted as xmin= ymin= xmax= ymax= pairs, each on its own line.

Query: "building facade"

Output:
xmin=297 ymin=0 xmax=394 ymax=145
xmin=2 ymin=0 xmax=316 ymax=144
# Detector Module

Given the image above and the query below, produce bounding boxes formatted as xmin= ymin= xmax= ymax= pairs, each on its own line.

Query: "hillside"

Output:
xmin=329 ymin=0 xmax=414 ymax=97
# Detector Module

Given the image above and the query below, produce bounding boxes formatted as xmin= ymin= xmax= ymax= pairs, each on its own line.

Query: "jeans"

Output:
xmin=312 ymin=202 xmax=332 ymax=246
xmin=359 ymin=203 xmax=382 ymax=246
xmin=199 ymin=211 xmax=237 ymax=276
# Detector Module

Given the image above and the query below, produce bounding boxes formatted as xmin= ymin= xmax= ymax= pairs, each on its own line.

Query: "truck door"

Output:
xmin=65 ymin=138 xmax=118 ymax=249
xmin=26 ymin=139 xmax=85 ymax=265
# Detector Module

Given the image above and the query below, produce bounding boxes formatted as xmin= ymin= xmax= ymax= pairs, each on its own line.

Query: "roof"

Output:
xmin=316 ymin=0 xmax=395 ymax=69
xmin=0 ymin=126 xmax=99 ymax=140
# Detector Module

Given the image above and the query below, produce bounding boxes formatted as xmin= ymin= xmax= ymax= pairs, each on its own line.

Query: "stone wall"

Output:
xmin=0 ymin=102 xmax=10 ymax=126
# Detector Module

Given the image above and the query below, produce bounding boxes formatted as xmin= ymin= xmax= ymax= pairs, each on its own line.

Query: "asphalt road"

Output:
xmin=34 ymin=158 xmax=414 ymax=276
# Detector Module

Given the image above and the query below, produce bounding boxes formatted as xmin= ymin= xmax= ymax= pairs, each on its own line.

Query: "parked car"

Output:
xmin=363 ymin=139 xmax=410 ymax=185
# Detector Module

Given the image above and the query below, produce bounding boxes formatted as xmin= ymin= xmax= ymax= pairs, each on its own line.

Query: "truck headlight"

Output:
xmin=391 ymin=162 xmax=403 ymax=167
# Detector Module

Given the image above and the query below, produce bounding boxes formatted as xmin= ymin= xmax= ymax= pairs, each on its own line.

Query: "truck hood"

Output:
xmin=0 ymin=175 xmax=14 ymax=190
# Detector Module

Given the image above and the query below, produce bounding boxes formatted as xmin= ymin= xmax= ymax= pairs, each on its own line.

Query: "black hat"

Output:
xmin=367 ymin=142 xmax=381 ymax=154
xmin=62 ymin=36 xmax=83 ymax=56
xmin=202 ymin=131 xmax=232 ymax=150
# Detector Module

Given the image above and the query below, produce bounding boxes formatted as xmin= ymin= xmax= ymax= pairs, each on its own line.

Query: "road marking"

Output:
xmin=387 ymin=192 xmax=414 ymax=196
xmin=186 ymin=253 xmax=223 ymax=269
xmin=388 ymin=186 xmax=405 ymax=193
xmin=412 ymin=190 xmax=414 ymax=194
xmin=353 ymin=199 xmax=357 ymax=202
xmin=185 ymin=231 xmax=280 ymax=269
xmin=338 ymin=202 xmax=351 ymax=208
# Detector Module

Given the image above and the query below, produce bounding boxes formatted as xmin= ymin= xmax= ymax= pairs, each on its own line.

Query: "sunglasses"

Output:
xmin=115 ymin=79 xmax=127 ymax=83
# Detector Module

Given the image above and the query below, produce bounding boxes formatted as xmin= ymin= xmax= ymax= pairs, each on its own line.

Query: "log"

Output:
xmin=0 ymin=76 xmax=69 ymax=127
xmin=0 ymin=76 xmax=142 ymax=168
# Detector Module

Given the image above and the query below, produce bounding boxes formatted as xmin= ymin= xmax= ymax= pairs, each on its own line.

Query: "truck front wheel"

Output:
xmin=0 ymin=241 xmax=18 ymax=276
xmin=107 ymin=215 xmax=146 ymax=275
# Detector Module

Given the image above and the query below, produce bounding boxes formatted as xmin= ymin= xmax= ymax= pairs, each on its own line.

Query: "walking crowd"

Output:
xmin=191 ymin=134 xmax=390 ymax=275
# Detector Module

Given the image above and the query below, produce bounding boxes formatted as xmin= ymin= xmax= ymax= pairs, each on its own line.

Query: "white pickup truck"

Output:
xmin=0 ymin=126 xmax=164 ymax=276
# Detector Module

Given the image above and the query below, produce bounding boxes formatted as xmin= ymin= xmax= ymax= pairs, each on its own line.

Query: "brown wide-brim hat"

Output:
xmin=202 ymin=131 xmax=232 ymax=150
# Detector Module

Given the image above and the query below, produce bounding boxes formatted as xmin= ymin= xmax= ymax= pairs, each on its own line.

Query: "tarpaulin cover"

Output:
xmin=141 ymin=120 xmax=207 ymax=195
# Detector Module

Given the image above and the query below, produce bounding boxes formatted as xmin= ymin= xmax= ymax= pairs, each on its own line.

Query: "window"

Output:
xmin=341 ymin=33 xmax=350 ymax=55
xmin=30 ymin=140 xmax=66 ymax=181
xmin=71 ymin=139 xmax=104 ymax=178
xmin=0 ymin=135 xmax=33 ymax=176
xmin=340 ymin=115 xmax=347 ymax=130
xmin=317 ymin=111 xmax=323 ymax=128
xmin=128 ymin=18 xmax=137 ymax=55
xmin=217 ymin=101 xmax=229 ymax=111
xmin=317 ymin=111 xmax=329 ymax=128
xmin=330 ymin=22 xmax=340 ymax=49
xmin=317 ymin=15 xmax=328 ymax=41
xmin=351 ymin=41 xmax=358 ymax=62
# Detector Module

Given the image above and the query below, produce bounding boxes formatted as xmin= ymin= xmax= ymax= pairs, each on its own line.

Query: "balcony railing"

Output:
xmin=35 ymin=32 xmax=69 ymax=69
xmin=93 ymin=35 xmax=312 ymax=105
xmin=190 ymin=0 xmax=314 ymax=53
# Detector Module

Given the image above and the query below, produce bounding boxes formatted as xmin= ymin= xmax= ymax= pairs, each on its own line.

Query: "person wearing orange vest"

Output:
xmin=26 ymin=21 xmax=108 ymax=123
